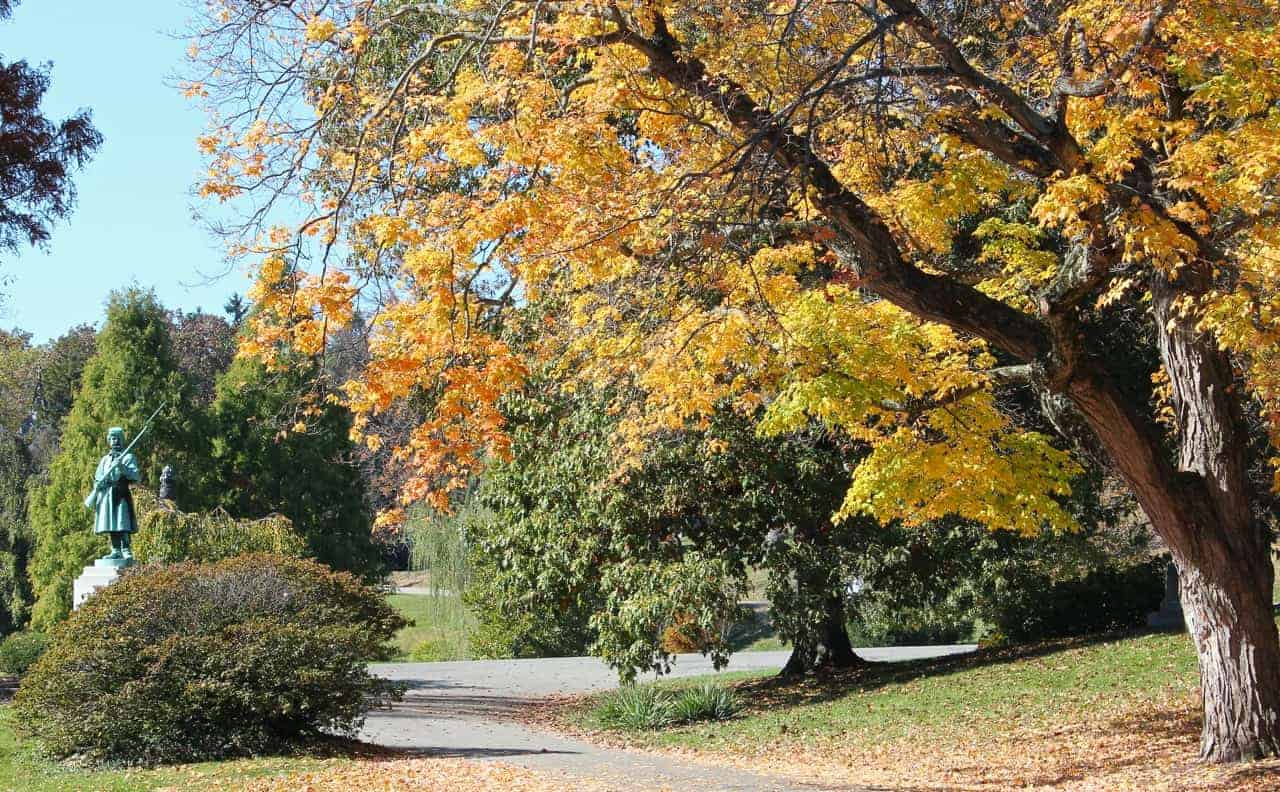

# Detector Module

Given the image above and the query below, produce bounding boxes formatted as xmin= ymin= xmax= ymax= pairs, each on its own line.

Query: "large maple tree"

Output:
xmin=190 ymin=0 xmax=1280 ymax=761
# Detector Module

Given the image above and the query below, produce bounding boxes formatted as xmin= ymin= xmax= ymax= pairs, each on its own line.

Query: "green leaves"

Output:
xmin=465 ymin=380 xmax=858 ymax=677
xmin=205 ymin=356 xmax=383 ymax=581
xmin=132 ymin=490 xmax=307 ymax=565
xmin=592 ymin=682 xmax=742 ymax=731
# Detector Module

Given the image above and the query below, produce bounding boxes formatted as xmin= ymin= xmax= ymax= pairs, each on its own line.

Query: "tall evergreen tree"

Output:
xmin=0 ymin=434 xmax=32 ymax=633
xmin=208 ymin=356 xmax=382 ymax=580
xmin=0 ymin=325 xmax=95 ymax=633
xmin=27 ymin=289 xmax=200 ymax=628
xmin=25 ymin=324 xmax=96 ymax=470
xmin=222 ymin=293 xmax=248 ymax=330
xmin=0 ymin=329 xmax=38 ymax=437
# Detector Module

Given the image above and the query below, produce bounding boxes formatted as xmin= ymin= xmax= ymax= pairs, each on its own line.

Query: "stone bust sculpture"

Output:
xmin=159 ymin=464 xmax=176 ymax=502
xmin=85 ymin=426 xmax=141 ymax=564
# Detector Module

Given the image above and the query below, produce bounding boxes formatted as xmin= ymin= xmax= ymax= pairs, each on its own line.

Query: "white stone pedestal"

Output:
xmin=73 ymin=559 xmax=126 ymax=610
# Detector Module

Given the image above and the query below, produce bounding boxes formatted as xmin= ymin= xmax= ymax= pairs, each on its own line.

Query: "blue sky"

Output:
xmin=2 ymin=1 xmax=244 ymax=341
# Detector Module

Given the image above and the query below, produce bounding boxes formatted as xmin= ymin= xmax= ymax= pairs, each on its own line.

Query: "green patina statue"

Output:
xmin=85 ymin=427 xmax=141 ymax=564
xmin=82 ymin=404 xmax=163 ymax=568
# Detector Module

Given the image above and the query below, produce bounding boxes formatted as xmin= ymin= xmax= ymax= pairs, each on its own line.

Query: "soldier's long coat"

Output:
xmin=92 ymin=451 xmax=140 ymax=534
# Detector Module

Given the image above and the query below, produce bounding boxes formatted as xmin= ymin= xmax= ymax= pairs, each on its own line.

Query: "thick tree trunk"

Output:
xmin=780 ymin=594 xmax=865 ymax=677
xmin=1069 ymin=376 xmax=1280 ymax=760
xmin=1178 ymin=552 xmax=1280 ymax=760
xmin=1154 ymin=274 xmax=1280 ymax=760
xmin=1061 ymin=274 xmax=1280 ymax=761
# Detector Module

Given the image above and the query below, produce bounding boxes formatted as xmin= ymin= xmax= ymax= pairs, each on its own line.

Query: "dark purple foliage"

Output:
xmin=0 ymin=1 xmax=102 ymax=254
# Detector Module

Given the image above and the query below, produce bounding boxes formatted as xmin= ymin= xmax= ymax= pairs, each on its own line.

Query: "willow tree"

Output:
xmin=190 ymin=0 xmax=1280 ymax=760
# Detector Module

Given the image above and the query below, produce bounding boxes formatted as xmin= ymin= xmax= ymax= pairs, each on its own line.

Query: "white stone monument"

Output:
xmin=73 ymin=557 xmax=128 ymax=610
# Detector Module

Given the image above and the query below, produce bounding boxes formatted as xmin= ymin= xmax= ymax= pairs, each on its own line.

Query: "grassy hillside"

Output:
xmin=558 ymin=626 xmax=1280 ymax=790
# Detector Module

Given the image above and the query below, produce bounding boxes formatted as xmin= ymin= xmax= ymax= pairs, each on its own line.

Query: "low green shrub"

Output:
xmin=847 ymin=516 xmax=1164 ymax=647
xmin=133 ymin=490 xmax=306 ymax=565
xmin=13 ymin=554 xmax=406 ymax=766
xmin=671 ymin=683 xmax=742 ymax=723
xmin=409 ymin=638 xmax=454 ymax=662
xmin=0 ymin=631 xmax=47 ymax=676
xmin=593 ymin=682 xmax=741 ymax=730
xmin=989 ymin=557 xmax=1165 ymax=642
xmin=595 ymin=685 xmax=676 ymax=730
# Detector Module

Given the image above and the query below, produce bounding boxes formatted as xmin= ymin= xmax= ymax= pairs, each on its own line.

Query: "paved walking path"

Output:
xmin=361 ymin=646 xmax=975 ymax=791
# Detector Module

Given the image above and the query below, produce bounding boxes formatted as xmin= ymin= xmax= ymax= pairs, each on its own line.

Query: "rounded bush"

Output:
xmin=989 ymin=557 xmax=1166 ymax=642
xmin=671 ymin=683 xmax=741 ymax=723
xmin=595 ymin=684 xmax=676 ymax=730
xmin=409 ymin=638 xmax=453 ymax=662
xmin=13 ymin=554 xmax=406 ymax=766
xmin=0 ymin=631 xmax=48 ymax=676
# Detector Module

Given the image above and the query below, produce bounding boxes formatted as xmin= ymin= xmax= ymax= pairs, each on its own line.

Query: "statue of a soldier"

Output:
xmin=85 ymin=427 xmax=141 ymax=564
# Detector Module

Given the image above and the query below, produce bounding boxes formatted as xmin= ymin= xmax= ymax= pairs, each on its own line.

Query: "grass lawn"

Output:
xmin=386 ymin=592 xmax=472 ymax=661
xmin=551 ymin=626 xmax=1280 ymax=790
xmin=0 ymin=708 xmax=596 ymax=792
xmin=0 ymin=707 xmax=341 ymax=792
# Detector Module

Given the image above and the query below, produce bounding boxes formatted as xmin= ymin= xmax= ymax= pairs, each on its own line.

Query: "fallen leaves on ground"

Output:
xmin=531 ymin=686 xmax=1280 ymax=790
xmin=239 ymin=757 xmax=616 ymax=792
xmin=698 ymin=694 xmax=1280 ymax=791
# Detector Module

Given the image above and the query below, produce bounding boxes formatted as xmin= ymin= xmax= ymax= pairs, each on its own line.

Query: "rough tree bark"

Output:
xmin=1055 ymin=272 xmax=1280 ymax=760
xmin=1152 ymin=276 xmax=1280 ymax=760
xmin=1178 ymin=547 xmax=1280 ymax=760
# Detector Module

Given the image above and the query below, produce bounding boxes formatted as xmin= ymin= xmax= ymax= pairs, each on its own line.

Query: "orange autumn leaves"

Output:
xmin=190 ymin=1 xmax=1280 ymax=527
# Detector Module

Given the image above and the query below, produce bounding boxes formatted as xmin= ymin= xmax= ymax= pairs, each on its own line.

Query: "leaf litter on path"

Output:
xmin=239 ymin=757 xmax=639 ymax=791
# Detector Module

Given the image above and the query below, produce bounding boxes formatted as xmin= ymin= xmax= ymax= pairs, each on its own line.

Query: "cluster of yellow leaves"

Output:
xmin=877 ymin=147 xmax=1019 ymax=256
xmin=1158 ymin=3 xmax=1280 ymax=483
xmin=759 ymin=288 xmax=1080 ymax=535
xmin=304 ymin=16 xmax=338 ymax=42
xmin=973 ymin=219 xmax=1060 ymax=307
xmin=239 ymin=252 xmax=357 ymax=363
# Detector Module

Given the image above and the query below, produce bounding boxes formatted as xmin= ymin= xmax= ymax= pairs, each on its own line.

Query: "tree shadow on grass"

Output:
xmin=737 ymin=628 xmax=1177 ymax=710
xmin=941 ymin=701 xmax=1200 ymax=789
xmin=727 ymin=700 xmax=1280 ymax=791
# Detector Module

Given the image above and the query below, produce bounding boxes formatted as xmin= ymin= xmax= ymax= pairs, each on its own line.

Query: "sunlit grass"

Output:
xmin=386 ymin=593 xmax=472 ymax=661
xmin=566 ymin=626 xmax=1204 ymax=750
xmin=0 ymin=708 xmax=339 ymax=792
